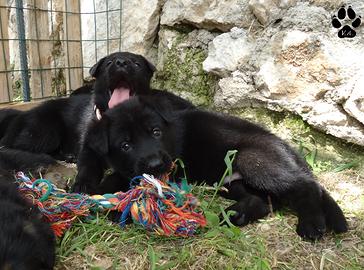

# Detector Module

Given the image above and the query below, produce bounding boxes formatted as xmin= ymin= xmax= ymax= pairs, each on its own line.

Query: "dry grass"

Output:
xmin=48 ymin=166 xmax=364 ymax=270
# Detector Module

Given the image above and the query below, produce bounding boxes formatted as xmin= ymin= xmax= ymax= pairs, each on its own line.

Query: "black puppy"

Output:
xmin=76 ymin=97 xmax=348 ymax=240
xmin=1 ymin=95 xmax=90 ymax=164
xmin=89 ymin=52 xmax=157 ymax=115
xmin=0 ymin=52 xmax=192 ymax=170
xmin=0 ymin=169 xmax=55 ymax=269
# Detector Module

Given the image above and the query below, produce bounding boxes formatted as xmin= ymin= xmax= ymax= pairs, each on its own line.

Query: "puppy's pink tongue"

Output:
xmin=108 ymin=87 xmax=130 ymax=108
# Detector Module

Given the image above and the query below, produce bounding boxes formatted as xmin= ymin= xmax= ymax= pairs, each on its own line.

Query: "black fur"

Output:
xmin=0 ymin=109 xmax=21 ymax=139
xmin=72 ymin=94 xmax=193 ymax=193
xmin=0 ymin=52 xmax=192 ymax=171
xmin=0 ymin=169 xmax=55 ymax=269
xmin=1 ymin=96 xmax=89 ymax=163
xmin=75 ymin=97 xmax=348 ymax=241
xmin=0 ymin=148 xmax=55 ymax=171
xmin=69 ymin=83 xmax=94 ymax=96
xmin=90 ymin=52 xmax=156 ymax=113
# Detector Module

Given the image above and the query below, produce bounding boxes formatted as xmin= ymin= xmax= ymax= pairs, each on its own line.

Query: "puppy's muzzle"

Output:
xmin=114 ymin=58 xmax=132 ymax=71
xmin=137 ymin=152 xmax=172 ymax=177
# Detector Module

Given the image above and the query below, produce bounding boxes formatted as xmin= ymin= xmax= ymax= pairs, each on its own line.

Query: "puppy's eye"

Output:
xmin=106 ymin=61 xmax=113 ymax=66
xmin=121 ymin=142 xmax=131 ymax=152
xmin=152 ymin=128 xmax=161 ymax=138
xmin=134 ymin=62 xmax=140 ymax=67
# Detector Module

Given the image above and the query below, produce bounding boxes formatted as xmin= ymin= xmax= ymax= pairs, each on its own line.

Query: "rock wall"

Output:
xmin=141 ymin=0 xmax=364 ymax=147
xmin=206 ymin=1 xmax=364 ymax=146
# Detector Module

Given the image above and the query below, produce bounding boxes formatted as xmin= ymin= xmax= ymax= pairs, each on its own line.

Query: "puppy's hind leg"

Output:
xmin=220 ymin=180 xmax=271 ymax=226
xmin=283 ymin=178 xmax=327 ymax=240
xmin=321 ymin=187 xmax=348 ymax=234
xmin=234 ymin=150 xmax=328 ymax=240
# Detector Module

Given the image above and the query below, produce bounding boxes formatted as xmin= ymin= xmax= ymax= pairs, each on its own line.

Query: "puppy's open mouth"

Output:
xmin=94 ymin=81 xmax=134 ymax=120
xmin=108 ymin=82 xmax=133 ymax=109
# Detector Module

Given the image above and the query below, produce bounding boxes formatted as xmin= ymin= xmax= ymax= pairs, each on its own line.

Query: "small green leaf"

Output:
xmin=230 ymin=226 xmax=242 ymax=238
xmin=224 ymin=150 xmax=238 ymax=176
xmin=220 ymin=226 xmax=236 ymax=239
xmin=204 ymin=228 xmax=220 ymax=238
xmin=219 ymin=206 xmax=236 ymax=229
xmin=174 ymin=158 xmax=185 ymax=169
xmin=218 ymin=247 xmax=237 ymax=257
xmin=148 ymin=245 xmax=157 ymax=270
xmin=298 ymin=140 xmax=304 ymax=156
xmin=305 ymin=147 xmax=317 ymax=168
xmin=333 ymin=161 xmax=358 ymax=172
xmin=205 ymin=211 xmax=220 ymax=227
xmin=200 ymin=200 xmax=208 ymax=210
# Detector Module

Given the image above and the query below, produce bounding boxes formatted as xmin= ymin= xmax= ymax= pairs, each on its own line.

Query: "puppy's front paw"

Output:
xmin=223 ymin=196 xmax=271 ymax=226
xmin=296 ymin=215 xmax=326 ymax=241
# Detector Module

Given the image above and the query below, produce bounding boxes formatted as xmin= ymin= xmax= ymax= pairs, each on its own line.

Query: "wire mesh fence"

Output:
xmin=0 ymin=0 xmax=123 ymax=104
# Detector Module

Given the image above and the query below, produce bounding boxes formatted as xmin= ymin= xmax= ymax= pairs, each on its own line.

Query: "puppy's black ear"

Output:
xmin=138 ymin=96 xmax=173 ymax=123
xmin=85 ymin=117 xmax=109 ymax=155
xmin=144 ymin=58 xmax=156 ymax=73
xmin=89 ymin=56 xmax=106 ymax=77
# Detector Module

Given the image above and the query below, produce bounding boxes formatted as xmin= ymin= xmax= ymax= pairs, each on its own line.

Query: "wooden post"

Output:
xmin=0 ymin=2 xmax=12 ymax=102
xmin=27 ymin=0 xmax=53 ymax=99
xmin=63 ymin=0 xmax=83 ymax=93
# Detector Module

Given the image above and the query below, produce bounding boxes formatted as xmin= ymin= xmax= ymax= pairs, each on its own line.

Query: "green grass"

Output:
xmin=55 ymin=176 xmax=364 ymax=269
xmin=54 ymin=149 xmax=364 ymax=269
xmin=295 ymin=137 xmax=362 ymax=174
xmin=56 ymin=191 xmax=273 ymax=269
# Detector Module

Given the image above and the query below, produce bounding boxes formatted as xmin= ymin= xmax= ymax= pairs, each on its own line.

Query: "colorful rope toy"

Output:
xmin=15 ymin=172 xmax=206 ymax=237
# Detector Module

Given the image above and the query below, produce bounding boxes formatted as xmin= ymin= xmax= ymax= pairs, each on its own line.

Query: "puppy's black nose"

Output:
xmin=148 ymin=158 xmax=163 ymax=169
xmin=115 ymin=58 xmax=127 ymax=67
xmin=146 ymin=158 xmax=164 ymax=174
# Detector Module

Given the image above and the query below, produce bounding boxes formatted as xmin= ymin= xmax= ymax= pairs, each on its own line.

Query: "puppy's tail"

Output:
xmin=321 ymin=187 xmax=348 ymax=234
xmin=0 ymin=147 xmax=56 ymax=171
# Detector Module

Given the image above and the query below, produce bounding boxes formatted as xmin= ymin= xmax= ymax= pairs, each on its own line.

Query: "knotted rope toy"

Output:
xmin=15 ymin=172 xmax=206 ymax=237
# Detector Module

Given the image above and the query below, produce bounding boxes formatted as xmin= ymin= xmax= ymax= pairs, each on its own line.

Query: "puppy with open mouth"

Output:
xmin=89 ymin=52 xmax=193 ymax=121
xmin=90 ymin=52 xmax=158 ymax=119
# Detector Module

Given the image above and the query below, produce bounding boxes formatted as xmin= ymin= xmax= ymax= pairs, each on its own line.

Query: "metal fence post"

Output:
xmin=15 ymin=0 xmax=30 ymax=101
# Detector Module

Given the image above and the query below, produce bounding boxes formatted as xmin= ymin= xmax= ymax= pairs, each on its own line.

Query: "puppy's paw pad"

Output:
xmin=332 ymin=5 xmax=361 ymax=38
xmin=352 ymin=16 xmax=362 ymax=28
xmin=229 ymin=212 xmax=246 ymax=226
xmin=223 ymin=197 xmax=270 ymax=227
xmin=297 ymin=216 xmax=326 ymax=241
xmin=331 ymin=16 xmax=341 ymax=28
xmin=327 ymin=217 xmax=348 ymax=234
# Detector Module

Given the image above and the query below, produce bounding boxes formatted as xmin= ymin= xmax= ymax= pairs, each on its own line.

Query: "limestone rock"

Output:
xmin=278 ymin=2 xmax=330 ymax=32
xmin=304 ymin=102 xmax=364 ymax=146
xmin=211 ymin=26 xmax=364 ymax=145
xmin=248 ymin=0 xmax=297 ymax=25
xmin=153 ymin=28 xmax=217 ymax=106
xmin=214 ymin=71 xmax=256 ymax=107
xmin=248 ymin=0 xmax=280 ymax=25
xmin=120 ymin=0 xmax=164 ymax=54
xmin=343 ymin=77 xmax=364 ymax=125
xmin=203 ymin=28 xmax=254 ymax=77
xmin=160 ymin=0 xmax=255 ymax=32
